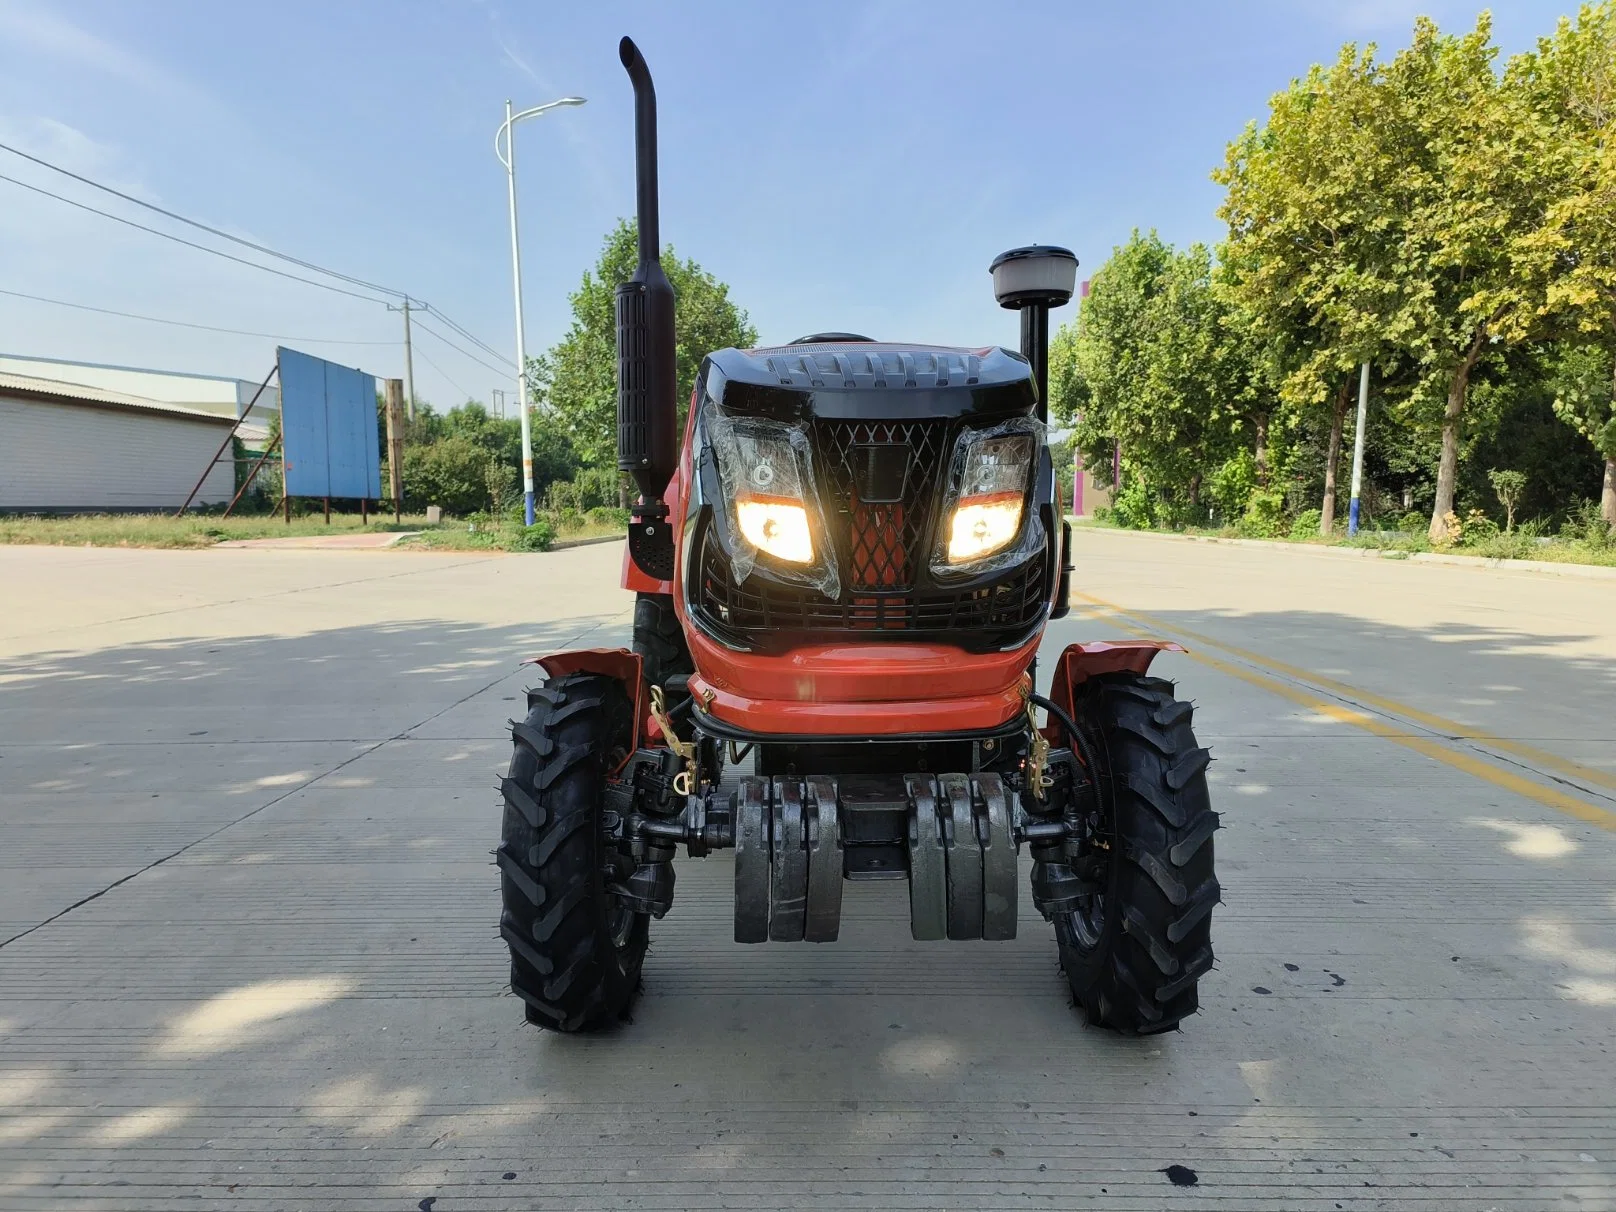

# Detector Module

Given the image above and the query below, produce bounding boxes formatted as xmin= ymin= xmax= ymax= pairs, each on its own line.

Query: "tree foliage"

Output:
xmin=531 ymin=219 xmax=758 ymax=469
xmin=1054 ymin=232 xmax=1260 ymax=526
xmin=1070 ymin=5 xmax=1616 ymax=538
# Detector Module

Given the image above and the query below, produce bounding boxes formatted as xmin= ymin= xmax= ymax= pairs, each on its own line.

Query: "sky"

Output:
xmin=0 ymin=0 xmax=1583 ymax=411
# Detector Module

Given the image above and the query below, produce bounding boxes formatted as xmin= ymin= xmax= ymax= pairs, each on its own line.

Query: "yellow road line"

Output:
xmin=1067 ymin=593 xmax=1616 ymax=833
xmin=1072 ymin=591 xmax=1616 ymax=795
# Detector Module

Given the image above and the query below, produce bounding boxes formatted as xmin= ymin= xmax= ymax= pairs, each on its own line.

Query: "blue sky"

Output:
xmin=0 ymin=0 xmax=1580 ymax=409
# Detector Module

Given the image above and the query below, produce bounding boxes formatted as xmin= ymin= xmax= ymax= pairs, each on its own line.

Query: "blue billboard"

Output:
xmin=277 ymin=347 xmax=380 ymax=500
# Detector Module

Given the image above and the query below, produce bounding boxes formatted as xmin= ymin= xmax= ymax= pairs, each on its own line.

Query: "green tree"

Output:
xmin=1374 ymin=16 xmax=1560 ymax=542
xmin=1520 ymin=2 xmax=1616 ymax=522
xmin=531 ymin=219 xmax=758 ymax=472
xmin=1054 ymin=232 xmax=1251 ymax=522
xmin=1216 ymin=43 xmax=1401 ymax=534
xmin=1550 ymin=343 xmax=1616 ymax=518
xmin=1488 ymin=468 xmax=1527 ymax=531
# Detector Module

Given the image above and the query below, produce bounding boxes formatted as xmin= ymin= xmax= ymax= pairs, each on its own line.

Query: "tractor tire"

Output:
xmin=633 ymin=592 xmax=693 ymax=692
xmin=498 ymin=673 xmax=647 ymax=1032
xmin=1057 ymin=672 xmax=1219 ymax=1034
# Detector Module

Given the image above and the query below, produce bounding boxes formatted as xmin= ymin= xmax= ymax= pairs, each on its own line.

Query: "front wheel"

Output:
xmin=1057 ymin=673 xmax=1220 ymax=1033
xmin=498 ymin=673 xmax=646 ymax=1032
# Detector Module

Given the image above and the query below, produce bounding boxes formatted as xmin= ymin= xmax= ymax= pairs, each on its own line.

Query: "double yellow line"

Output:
xmin=1070 ymin=591 xmax=1616 ymax=832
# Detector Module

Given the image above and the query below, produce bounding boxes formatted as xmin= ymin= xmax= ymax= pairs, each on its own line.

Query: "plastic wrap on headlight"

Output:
xmin=931 ymin=418 xmax=1043 ymax=576
xmin=706 ymin=410 xmax=841 ymax=597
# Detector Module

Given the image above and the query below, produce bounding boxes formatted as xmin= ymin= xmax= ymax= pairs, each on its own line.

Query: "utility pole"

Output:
xmin=384 ymin=378 xmax=406 ymax=523
xmin=1347 ymin=360 xmax=1371 ymax=537
xmin=389 ymin=298 xmax=420 ymax=421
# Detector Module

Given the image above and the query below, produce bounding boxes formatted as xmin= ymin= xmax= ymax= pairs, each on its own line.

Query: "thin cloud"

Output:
xmin=0 ymin=115 xmax=157 ymax=200
xmin=0 ymin=1 xmax=199 ymax=101
xmin=487 ymin=19 xmax=618 ymax=221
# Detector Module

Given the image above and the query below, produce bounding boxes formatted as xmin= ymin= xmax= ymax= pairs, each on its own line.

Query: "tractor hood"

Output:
xmin=702 ymin=342 xmax=1037 ymax=423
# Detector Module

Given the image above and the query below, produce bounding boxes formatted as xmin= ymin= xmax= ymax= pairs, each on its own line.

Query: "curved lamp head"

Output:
xmin=989 ymin=244 xmax=1078 ymax=310
xmin=497 ymin=97 xmax=587 ymax=165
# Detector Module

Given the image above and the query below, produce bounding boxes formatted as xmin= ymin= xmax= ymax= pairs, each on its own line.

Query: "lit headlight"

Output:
xmin=736 ymin=496 xmax=813 ymax=563
xmin=937 ymin=427 xmax=1036 ymax=569
xmin=948 ymin=493 xmax=1024 ymax=562
xmin=706 ymin=409 xmax=840 ymax=598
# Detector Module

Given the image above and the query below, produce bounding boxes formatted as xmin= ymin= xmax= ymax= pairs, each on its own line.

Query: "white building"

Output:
xmin=0 ymin=353 xmax=280 ymax=446
xmin=0 ymin=372 xmax=239 ymax=512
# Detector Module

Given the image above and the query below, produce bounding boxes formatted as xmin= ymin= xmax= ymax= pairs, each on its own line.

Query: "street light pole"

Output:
xmin=1347 ymin=360 xmax=1371 ymax=538
xmin=496 ymin=95 xmax=585 ymax=526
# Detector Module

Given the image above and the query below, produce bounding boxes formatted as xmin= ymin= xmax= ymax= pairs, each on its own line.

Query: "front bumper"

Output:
xmin=684 ymin=626 xmax=1037 ymax=738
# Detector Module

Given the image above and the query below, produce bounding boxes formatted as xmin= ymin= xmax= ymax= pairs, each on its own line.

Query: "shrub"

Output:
xmin=1209 ymin=451 xmax=1259 ymax=521
xmin=1111 ymin=480 xmax=1156 ymax=530
xmin=1236 ymin=490 xmax=1286 ymax=538
xmin=1457 ymin=509 xmax=1498 ymax=546
xmin=486 ymin=461 xmax=519 ymax=517
xmin=1467 ymin=529 xmax=1535 ymax=560
xmin=1397 ymin=511 xmax=1428 ymax=534
xmin=1431 ymin=511 xmax=1463 ymax=550
xmin=403 ymin=436 xmax=495 ymax=515
xmin=505 ymin=519 xmax=555 ymax=552
xmin=585 ymin=506 xmax=630 ymax=528
xmin=1561 ymin=499 xmax=1613 ymax=547
xmin=1288 ymin=508 xmax=1322 ymax=541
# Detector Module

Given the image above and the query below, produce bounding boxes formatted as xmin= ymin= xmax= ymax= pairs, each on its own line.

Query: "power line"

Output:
xmin=412 ymin=316 xmax=517 ymax=379
xmin=411 ymin=346 xmax=475 ymax=404
xmin=0 ymin=286 xmax=397 ymax=344
xmin=422 ymin=303 xmax=513 ymax=367
xmin=0 ymin=138 xmax=408 ymax=300
xmin=0 ymin=141 xmax=511 ymax=376
xmin=0 ymin=171 xmax=391 ymax=306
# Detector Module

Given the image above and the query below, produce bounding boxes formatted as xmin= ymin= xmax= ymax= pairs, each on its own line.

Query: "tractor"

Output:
xmin=498 ymin=37 xmax=1219 ymax=1034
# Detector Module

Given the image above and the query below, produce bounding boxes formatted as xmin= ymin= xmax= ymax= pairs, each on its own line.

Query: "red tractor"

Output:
xmin=498 ymin=38 xmax=1219 ymax=1034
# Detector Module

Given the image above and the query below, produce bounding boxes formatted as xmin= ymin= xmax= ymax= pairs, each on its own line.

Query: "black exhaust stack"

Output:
xmin=617 ymin=37 xmax=677 ymax=581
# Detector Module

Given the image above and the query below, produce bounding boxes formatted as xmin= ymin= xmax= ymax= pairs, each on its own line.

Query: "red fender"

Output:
xmin=526 ymin=648 xmax=659 ymax=749
xmin=1044 ymin=639 xmax=1186 ymax=734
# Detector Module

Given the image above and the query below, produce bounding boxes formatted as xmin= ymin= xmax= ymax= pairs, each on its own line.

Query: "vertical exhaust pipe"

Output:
xmin=616 ymin=37 xmax=677 ymax=524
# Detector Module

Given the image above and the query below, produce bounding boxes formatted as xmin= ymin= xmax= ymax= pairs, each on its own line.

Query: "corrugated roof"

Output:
xmin=0 ymin=372 xmax=238 ymax=425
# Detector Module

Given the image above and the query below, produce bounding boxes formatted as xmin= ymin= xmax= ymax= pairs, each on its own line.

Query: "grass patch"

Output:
xmin=0 ymin=509 xmax=627 ymax=554
xmin=0 ymin=512 xmax=422 ymax=549
xmin=1070 ymin=512 xmax=1616 ymax=568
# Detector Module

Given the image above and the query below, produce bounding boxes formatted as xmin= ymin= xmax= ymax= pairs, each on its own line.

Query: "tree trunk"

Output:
xmin=1427 ymin=333 xmax=1487 ymax=544
xmin=1320 ymin=380 xmax=1351 ymax=535
xmin=1254 ymin=414 xmax=1270 ymax=489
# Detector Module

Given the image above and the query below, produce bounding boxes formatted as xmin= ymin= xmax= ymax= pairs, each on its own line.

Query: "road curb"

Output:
xmin=1071 ymin=523 xmax=1616 ymax=581
xmin=550 ymin=534 xmax=625 ymax=551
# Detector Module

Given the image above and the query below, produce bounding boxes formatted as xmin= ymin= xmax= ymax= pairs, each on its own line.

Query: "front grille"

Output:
xmin=697 ymin=528 xmax=1047 ymax=637
xmin=812 ymin=420 xmax=950 ymax=591
xmin=693 ymin=415 xmax=1048 ymax=646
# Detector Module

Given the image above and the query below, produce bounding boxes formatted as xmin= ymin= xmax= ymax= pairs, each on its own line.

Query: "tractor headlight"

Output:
xmin=707 ymin=409 xmax=840 ymax=597
xmin=948 ymin=494 xmax=1024 ymax=562
xmin=933 ymin=421 xmax=1040 ymax=574
xmin=736 ymin=497 xmax=813 ymax=564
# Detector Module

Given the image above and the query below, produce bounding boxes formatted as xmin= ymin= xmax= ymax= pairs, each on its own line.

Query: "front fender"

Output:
xmin=525 ymin=647 xmax=655 ymax=747
xmin=1044 ymin=639 xmax=1186 ymax=724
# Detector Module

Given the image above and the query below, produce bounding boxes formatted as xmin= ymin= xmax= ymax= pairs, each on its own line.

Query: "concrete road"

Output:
xmin=1 ymin=533 xmax=1612 ymax=1210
